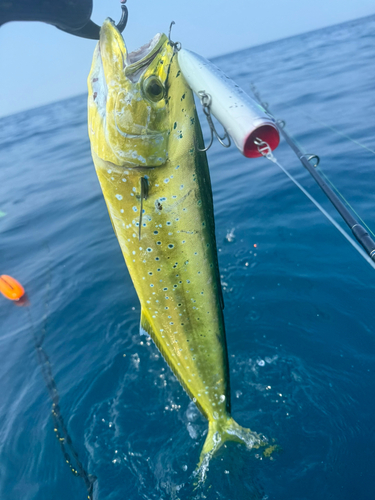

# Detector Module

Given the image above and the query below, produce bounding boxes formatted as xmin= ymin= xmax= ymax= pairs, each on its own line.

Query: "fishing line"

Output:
xmin=299 ymin=110 xmax=375 ymax=156
xmin=26 ymin=246 xmax=96 ymax=499
xmin=253 ymin=139 xmax=375 ymax=271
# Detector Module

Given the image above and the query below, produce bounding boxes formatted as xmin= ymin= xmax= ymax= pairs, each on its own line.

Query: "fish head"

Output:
xmin=88 ymin=19 xmax=174 ymax=168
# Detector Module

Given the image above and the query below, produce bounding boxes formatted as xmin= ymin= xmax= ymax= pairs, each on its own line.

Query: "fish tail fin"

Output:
xmin=194 ymin=417 xmax=268 ymax=484
xmin=199 ymin=417 xmax=264 ymax=466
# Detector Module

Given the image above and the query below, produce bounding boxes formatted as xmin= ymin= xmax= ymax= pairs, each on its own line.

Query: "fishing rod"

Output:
xmin=250 ymin=84 xmax=375 ymax=264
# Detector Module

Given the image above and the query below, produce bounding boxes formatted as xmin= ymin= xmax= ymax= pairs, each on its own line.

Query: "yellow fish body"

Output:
xmin=87 ymin=20 xmax=262 ymax=464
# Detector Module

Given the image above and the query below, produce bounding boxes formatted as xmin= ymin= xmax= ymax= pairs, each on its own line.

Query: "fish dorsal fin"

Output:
xmin=140 ymin=309 xmax=154 ymax=337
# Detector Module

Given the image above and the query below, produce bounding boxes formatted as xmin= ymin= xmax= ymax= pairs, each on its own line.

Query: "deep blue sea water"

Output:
xmin=1 ymin=14 xmax=375 ymax=500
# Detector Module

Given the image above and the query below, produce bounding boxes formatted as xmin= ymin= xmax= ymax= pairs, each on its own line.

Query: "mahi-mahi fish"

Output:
xmin=87 ymin=19 xmax=263 ymax=465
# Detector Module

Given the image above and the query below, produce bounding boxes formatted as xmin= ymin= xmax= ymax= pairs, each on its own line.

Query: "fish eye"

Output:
xmin=143 ymin=76 xmax=165 ymax=102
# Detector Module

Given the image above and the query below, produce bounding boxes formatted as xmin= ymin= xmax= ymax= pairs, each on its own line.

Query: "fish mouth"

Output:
xmin=101 ymin=19 xmax=166 ymax=79
xmin=124 ymin=33 xmax=165 ymax=81
xmin=92 ymin=20 xmax=166 ymax=106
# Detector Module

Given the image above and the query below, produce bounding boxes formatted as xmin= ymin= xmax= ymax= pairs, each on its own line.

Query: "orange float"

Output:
xmin=0 ymin=275 xmax=25 ymax=301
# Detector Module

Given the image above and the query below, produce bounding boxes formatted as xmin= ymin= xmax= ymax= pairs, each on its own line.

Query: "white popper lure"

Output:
xmin=177 ymin=48 xmax=280 ymax=158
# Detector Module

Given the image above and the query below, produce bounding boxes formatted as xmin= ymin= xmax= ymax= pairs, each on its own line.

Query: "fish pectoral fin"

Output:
xmin=197 ymin=417 xmax=267 ymax=473
xmin=140 ymin=309 xmax=154 ymax=337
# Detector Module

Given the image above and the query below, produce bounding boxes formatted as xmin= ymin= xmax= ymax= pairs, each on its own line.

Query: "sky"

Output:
xmin=0 ymin=0 xmax=374 ymax=118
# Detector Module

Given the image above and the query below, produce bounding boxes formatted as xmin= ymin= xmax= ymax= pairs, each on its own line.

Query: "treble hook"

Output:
xmin=198 ymin=91 xmax=231 ymax=152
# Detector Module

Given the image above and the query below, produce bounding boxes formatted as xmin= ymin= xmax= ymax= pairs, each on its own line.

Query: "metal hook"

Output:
xmin=168 ymin=21 xmax=175 ymax=41
xmin=168 ymin=21 xmax=181 ymax=51
xmin=198 ymin=91 xmax=231 ymax=152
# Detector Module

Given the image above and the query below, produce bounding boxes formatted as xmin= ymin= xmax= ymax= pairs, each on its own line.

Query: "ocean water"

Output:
xmin=1 ymin=14 xmax=375 ymax=500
